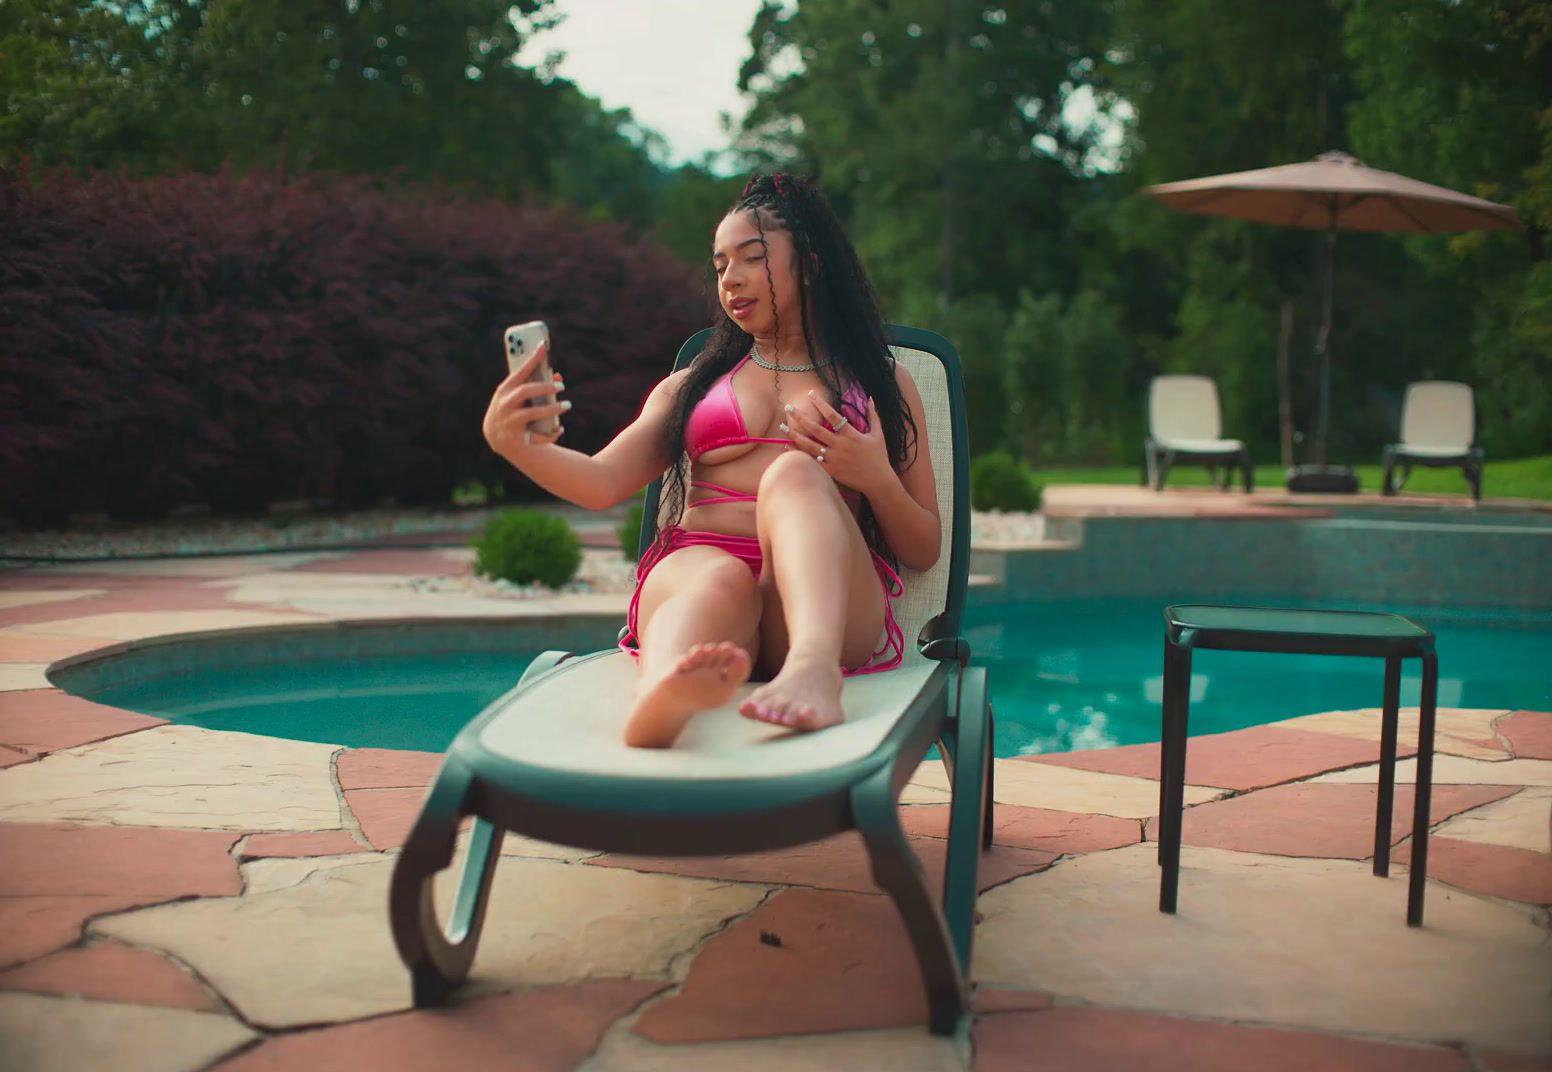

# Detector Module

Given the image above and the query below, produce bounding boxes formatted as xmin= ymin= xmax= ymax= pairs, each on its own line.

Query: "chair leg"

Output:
xmin=1373 ymin=656 xmax=1401 ymax=877
xmin=942 ymin=666 xmax=990 ymax=971
xmin=853 ymin=764 xmax=968 ymax=1036
xmin=1381 ymin=448 xmax=1397 ymax=496
xmin=1240 ymin=448 xmax=1254 ymax=493
xmin=389 ymin=763 xmax=506 ymax=1006
xmin=1158 ymin=640 xmax=1191 ymax=913
xmin=1408 ymin=653 xmax=1439 ymax=927
xmin=1155 ymin=451 xmax=1174 ymax=491
xmin=982 ymin=704 xmax=996 ymax=851
xmin=1466 ymin=450 xmax=1484 ymax=502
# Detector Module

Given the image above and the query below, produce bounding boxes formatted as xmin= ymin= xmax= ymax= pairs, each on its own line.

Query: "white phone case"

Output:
xmin=503 ymin=321 xmax=557 ymax=435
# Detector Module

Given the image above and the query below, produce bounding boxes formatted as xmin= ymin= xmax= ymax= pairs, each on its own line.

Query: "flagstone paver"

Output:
xmin=910 ymin=756 xmax=1221 ymax=818
xmin=588 ymin=1024 xmax=967 ymax=1071
xmin=0 ymin=822 xmax=240 ymax=968
xmin=1281 ymin=706 xmax=1513 ymax=760
xmin=0 ymin=589 xmax=107 ymax=612
xmin=1498 ymin=711 xmax=1552 ymax=760
xmin=1022 ymin=724 xmax=1406 ymax=790
xmin=0 ymin=689 xmax=164 ymax=757
xmin=0 ymin=992 xmax=256 ymax=1072
xmin=15 ymin=609 xmax=324 ymax=640
xmin=0 ymin=941 xmax=220 ymax=1011
xmin=0 ymin=664 xmax=50 ymax=690
xmin=209 ymin=980 xmax=664 ymax=1072
xmin=1394 ymin=836 xmax=1552 ymax=905
xmin=1141 ymin=782 xmax=1518 ymax=859
xmin=335 ymin=746 xmax=443 ymax=789
xmin=1312 ymin=755 xmax=1552 ymax=787
xmin=973 ymin=1006 xmax=1472 ymax=1072
xmin=1477 ymin=1051 xmax=1552 ymax=1072
xmin=0 ymin=630 xmax=117 ymax=662
xmin=238 ymin=831 xmax=367 ymax=860
xmin=341 ymin=787 xmax=595 ymax=860
xmin=286 ymin=549 xmax=470 ymax=576
xmin=0 ymin=725 xmax=341 ymax=830
xmin=93 ymin=853 xmax=766 ymax=1028
xmin=1434 ymin=786 xmax=1551 ymax=853
xmin=0 ymin=745 xmax=28 ymax=767
xmin=595 ymin=830 xmax=1055 ymax=896
xmin=633 ymin=888 xmax=935 ymax=1042
xmin=976 ymin=844 xmax=1552 ymax=1054
xmin=902 ymin=803 xmax=1141 ymax=855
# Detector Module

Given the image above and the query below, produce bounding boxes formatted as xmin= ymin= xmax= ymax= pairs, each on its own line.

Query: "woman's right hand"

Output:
xmin=482 ymin=342 xmax=570 ymax=462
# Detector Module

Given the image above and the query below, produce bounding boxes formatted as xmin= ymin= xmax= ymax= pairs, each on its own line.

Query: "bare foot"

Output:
xmin=624 ymin=642 xmax=752 ymax=748
xmin=738 ymin=655 xmax=844 ymax=732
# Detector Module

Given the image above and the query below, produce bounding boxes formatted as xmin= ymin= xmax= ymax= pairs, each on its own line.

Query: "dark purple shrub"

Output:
xmin=0 ymin=161 xmax=705 ymax=526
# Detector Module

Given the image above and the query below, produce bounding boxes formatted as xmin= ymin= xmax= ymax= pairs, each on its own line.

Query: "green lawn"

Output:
xmin=1034 ymin=455 xmax=1552 ymax=502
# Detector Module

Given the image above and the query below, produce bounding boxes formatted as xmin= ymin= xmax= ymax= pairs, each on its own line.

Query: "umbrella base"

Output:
xmin=1286 ymin=464 xmax=1360 ymax=494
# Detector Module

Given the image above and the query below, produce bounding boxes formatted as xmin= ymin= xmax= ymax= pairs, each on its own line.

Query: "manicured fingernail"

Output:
xmin=560 ymin=400 xmax=572 ymax=411
xmin=778 ymin=422 xmax=788 ymax=433
xmin=808 ymin=390 xmax=817 ymax=397
xmin=783 ymin=403 xmax=794 ymax=413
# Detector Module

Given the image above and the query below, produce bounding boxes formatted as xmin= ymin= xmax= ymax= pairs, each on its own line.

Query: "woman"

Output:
xmin=482 ymin=173 xmax=940 ymax=748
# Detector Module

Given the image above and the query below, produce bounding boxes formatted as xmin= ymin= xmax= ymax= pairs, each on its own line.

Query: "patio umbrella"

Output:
xmin=1142 ymin=150 xmax=1518 ymax=491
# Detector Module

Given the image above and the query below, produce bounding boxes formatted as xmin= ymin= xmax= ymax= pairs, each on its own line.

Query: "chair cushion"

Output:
xmin=1392 ymin=443 xmax=1473 ymax=460
xmin=475 ymin=650 xmax=942 ymax=780
xmin=1153 ymin=436 xmax=1245 ymax=454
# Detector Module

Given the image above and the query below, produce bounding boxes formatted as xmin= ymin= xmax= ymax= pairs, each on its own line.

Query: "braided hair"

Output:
xmin=657 ymin=172 xmax=920 ymax=568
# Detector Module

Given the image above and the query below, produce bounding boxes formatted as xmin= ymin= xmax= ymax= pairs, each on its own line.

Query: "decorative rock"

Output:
xmin=1281 ymin=707 xmax=1512 ymax=761
xmin=634 ymin=888 xmax=938 ymax=1041
xmin=912 ymin=758 xmax=1220 ymax=818
xmin=1143 ymin=783 xmax=1518 ymax=859
xmin=1394 ymin=836 xmax=1552 ymax=905
xmin=1023 ymin=725 xmax=1404 ymax=791
xmin=0 ymin=725 xmax=341 ymax=830
xmin=902 ymin=803 xmax=1140 ymax=856
xmin=0 ymin=992 xmax=255 ymax=1072
xmin=1498 ymin=711 xmax=1552 ymax=761
xmin=1311 ymin=755 xmax=1552 ymax=788
xmin=1433 ymin=787 xmax=1552 ymax=854
xmin=0 ymin=941 xmax=219 ymax=1011
xmin=209 ymin=980 xmax=664 ymax=1072
xmin=976 ymin=844 xmax=1552 ymax=1054
xmin=974 ymin=1005 xmax=1470 ymax=1072
xmin=0 ymin=688 xmax=164 ymax=757
xmin=335 ymin=747 xmax=443 ymax=790
xmin=0 ymin=822 xmax=240 ymax=968
xmin=94 ymin=853 xmax=765 ymax=1028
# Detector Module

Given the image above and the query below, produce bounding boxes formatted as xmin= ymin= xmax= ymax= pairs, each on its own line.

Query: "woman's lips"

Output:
xmin=728 ymin=297 xmax=755 ymax=320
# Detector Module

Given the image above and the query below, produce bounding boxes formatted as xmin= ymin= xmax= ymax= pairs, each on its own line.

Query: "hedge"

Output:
xmin=0 ymin=161 xmax=706 ymax=526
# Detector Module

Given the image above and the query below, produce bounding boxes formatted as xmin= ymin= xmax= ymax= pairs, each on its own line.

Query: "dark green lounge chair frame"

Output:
xmin=389 ymin=324 xmax=994 ymax=1036
xmin=1142 ymin=436 xmax=1255 ymax=493
xmin=1381 ymin=443 xmax=1484 ymax=501
xmin=1156 ymin=604 xmax=1438 ymax=926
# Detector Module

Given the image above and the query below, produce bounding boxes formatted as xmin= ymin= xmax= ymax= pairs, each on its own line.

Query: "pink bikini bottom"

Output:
xmin=619 ymin=524 xmax=905 ymax=675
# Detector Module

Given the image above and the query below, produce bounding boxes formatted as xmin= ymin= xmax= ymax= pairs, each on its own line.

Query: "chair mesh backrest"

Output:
xmin=887 ymin=344 xmax=954 ymax=661
xmin=1401 ymin=381 xmax=1475 ymax=449
xmin=1149 ymin=375 xmax=1222 ymax=441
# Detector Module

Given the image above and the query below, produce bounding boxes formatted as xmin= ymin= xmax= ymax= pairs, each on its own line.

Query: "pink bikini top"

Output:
xmin=684 ymin=353 xmax=871 ymax=510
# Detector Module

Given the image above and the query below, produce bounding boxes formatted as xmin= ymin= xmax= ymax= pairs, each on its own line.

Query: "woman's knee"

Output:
xmin=756 ymin=449 xmax=833 ymax=503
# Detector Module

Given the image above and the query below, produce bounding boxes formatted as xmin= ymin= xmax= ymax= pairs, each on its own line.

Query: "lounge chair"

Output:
xmin=389 ymin=324 xmax=993 ymax=1036
xmin=1382 ymin=381 xmax=1484 ymax=501
xmin=1142 ymin=374 xmax=1254 ymax=492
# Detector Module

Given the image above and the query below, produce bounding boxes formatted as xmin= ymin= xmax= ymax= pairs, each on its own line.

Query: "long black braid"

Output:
xmin=657 ymin=172 xmax=920 ymax=568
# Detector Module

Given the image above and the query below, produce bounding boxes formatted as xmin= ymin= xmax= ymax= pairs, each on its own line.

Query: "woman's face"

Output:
xmin=711 ymin=209 xmax=800 ymax=338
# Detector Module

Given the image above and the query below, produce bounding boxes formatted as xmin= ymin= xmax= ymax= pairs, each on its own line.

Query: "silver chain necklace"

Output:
xmin=750 ymin=339 xmax=831 ymax=410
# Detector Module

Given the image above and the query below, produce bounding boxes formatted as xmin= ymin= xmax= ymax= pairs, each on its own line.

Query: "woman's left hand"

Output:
xmin=781 ymin=391 xmax=893 ymax=496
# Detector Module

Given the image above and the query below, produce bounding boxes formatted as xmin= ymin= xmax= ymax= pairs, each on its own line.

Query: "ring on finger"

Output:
xmin=833 ymin=416 xmax=850 ymax=431
xmin=523 ymin=430 xmax=532 ymax=446
xmin=817 ymin=447 xmax=827 ymax=464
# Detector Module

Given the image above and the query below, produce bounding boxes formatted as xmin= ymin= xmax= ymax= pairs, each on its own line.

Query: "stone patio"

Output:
xmin=2 ymin=491 xmax=1549 ymax=1071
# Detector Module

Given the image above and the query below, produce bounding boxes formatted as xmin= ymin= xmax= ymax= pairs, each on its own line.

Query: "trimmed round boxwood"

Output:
xmin=970 ymin=451 xmax=1043 ymax=512
xmin=471 ymin=509 xmax=581 ymax=587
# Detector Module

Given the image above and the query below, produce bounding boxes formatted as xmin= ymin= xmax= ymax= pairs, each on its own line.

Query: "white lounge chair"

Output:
xmin=1382 ymin=381 xmax=1484 ymax=501
xmin=1143 ymin=375 xmax=1254 ymax=492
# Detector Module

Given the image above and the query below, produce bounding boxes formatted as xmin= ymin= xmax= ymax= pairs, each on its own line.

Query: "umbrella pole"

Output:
xmin=1313 ymin=226 xmax=1335 ymax=468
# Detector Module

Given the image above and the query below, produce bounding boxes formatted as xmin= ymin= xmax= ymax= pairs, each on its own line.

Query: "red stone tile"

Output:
xmin=239 ymin=831 xmax=368 ymax=860
xmin=633 ymin=888 xmax=935 ymax=1041
xmin=1477 ymin=1051 xmax=1552 ymax=1072
xmin=0 ymin=583 xmax=246 ymax=628
xmin=1498 ymin=711 xmax=1552 ymax=760
xmin=904 ymin=803 xmax=1140 ymax=855
xmin=211 ymin=979 xmax=662 ymax=1072
xmin=1142 ymin=783 xmax=1518 ymax=860
xmin=1395 ymin=836 xmax=1552 ymax=906
xmin=0 ymin=823 xmax=241 ymax=968
xmin=0 ymin=940 xmax=218 ymax=1010
xmin=973 ymin=988 xmax=1054 ymax=1015
xmin=0 ymin=745 xmax=30 ymax=767
xmin=336 ymin=747 xmax=444 ymax=790
xmin=0 ymin=633 xmax=116 ymax=662
xmin=288 ymin=550 xmax=467 ymax=576
xmin=594 ymin=829 xmax=1054 ymax=896
xmin=973 ymin=1006 xmax=1470 ymax=1072
xmin=1022 ymin=725 xmax=1412 ymax=791
xmin=344 ymin=787 xmax=431 ymax=851
xmin=0 ymin=689 xmax=165 ymax=757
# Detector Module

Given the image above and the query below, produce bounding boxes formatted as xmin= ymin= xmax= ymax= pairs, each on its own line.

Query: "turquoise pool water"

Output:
xmin=965 ymin=598 xmax=1552 ymax=756
xmin=59 ymin=598 xmax=1552 ymax=756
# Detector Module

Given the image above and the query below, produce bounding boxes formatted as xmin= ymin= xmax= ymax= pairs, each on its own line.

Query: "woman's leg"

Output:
xmin=740 ymin=451 xmax=887 ymax=731
xmin=624 ymin=545 xmax=761 ymax=747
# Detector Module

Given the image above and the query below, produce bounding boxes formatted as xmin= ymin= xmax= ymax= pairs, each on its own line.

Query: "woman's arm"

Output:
xmin=859 ymin=364 xmax=941 ymax=572
xmin=484 ymin=357 xmax=687 ymax=511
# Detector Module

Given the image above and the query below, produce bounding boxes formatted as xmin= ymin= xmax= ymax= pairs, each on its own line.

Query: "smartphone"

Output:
xmin=504 ymin=321 xmax=558 ymax=435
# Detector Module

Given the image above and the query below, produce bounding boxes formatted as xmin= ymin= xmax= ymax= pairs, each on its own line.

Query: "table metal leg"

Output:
xmin=1408 ymin=652 xmax=1438 ymax=927
xmin=1159 ymin=640 xmax=1191 ymax=914
xmin=1157 ymin=638 xmax=1175 ymax=866
xmin=1374 ymin=655 xmax=1401 ymax=877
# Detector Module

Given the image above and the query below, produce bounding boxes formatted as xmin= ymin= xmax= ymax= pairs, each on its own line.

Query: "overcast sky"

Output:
xmin=516 ymin=0 xmax=768 ymax=166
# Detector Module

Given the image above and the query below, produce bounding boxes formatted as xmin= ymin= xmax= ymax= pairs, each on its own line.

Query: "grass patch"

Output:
xmin=1033 ymin=455 xmax=1552 ymax=501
